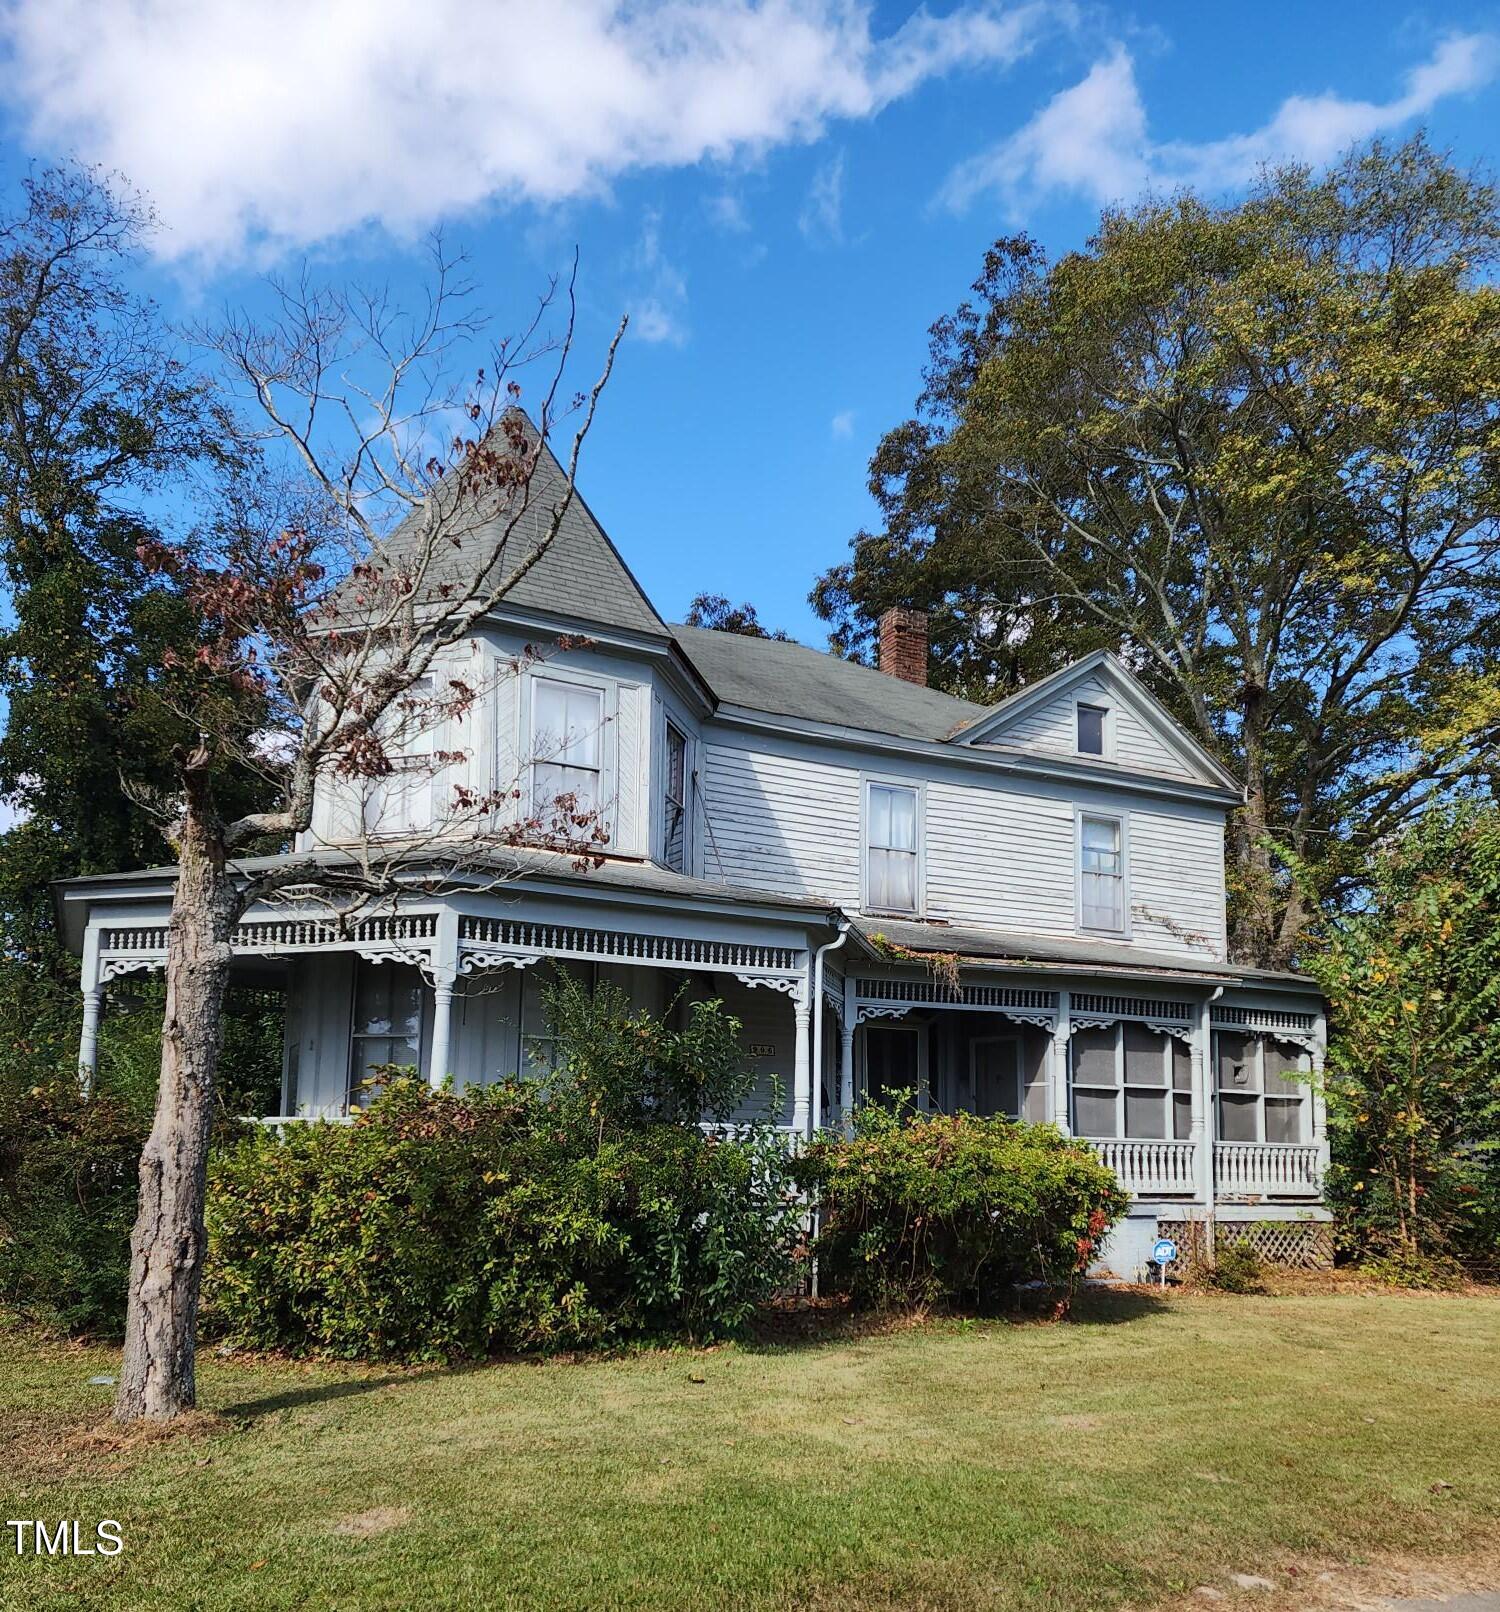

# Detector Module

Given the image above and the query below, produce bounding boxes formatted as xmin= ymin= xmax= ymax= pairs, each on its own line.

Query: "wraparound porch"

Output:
xmin=62 ymin=859 xmax=1329 ymax=1218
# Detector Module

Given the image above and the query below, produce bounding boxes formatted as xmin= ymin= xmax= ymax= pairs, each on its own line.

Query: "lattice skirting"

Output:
xmin=1158 ymin=1218 xmax=1334 ymax=1270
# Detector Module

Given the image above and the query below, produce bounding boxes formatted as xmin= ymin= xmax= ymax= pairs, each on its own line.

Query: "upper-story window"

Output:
xmin=531 ymin=677 xmax=604 ymax=820
xmin=1215 ymin=1032 xmax=1309 ymax=1144
xmin=663 ymin=720 xmax=687 ymax=872
xmin=1076 ymin=701 xmax=1108 ymax=756
xmin=362 ymin=675 xmax=435 ymax=837
xmin=865 ymin=780 xmax=920 ymax=913
xmin=1078 ymin=810 xmax=1127 ymax=934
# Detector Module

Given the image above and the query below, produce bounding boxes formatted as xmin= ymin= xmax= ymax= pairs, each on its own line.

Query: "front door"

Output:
xmin=970 ymin=1034 xmax=1021 ymax=1118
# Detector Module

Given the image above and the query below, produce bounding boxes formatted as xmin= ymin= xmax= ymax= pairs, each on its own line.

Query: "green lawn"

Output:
xmin=2 ymin=1291 xmax=1497 ymax=1611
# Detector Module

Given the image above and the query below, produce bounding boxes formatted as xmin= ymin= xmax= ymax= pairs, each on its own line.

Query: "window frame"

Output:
xmin=1076 ymin=806 xmax=1131 ymax=938
xmin=1069 ymin=1020 xmax=1189 ymax=1140
xmin=522 ymin=669 xmax=615 ymax=836
xmin=1075 ymin=699 xmax=1112 ymax=759
xmin=661 ymin=715 xmax=690 ymax=873
xmin=359 ymin=673 xmax=439 ymax=840
xmin=860 ymin=774 xmax=925 ymax=917
xmin=1213 ymin=1031 xmax=1311 ymax=1146
xmin=347 ymin=959 xmax=426 ymax=1107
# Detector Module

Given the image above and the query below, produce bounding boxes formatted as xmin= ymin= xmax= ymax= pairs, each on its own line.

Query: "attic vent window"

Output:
xmin=1077 ymin=703 xmax=1107 ymax=756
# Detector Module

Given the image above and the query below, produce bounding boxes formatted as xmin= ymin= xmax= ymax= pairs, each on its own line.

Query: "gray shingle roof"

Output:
xmin=349 ymin=425 xmax=667 ymax=639
xmin=853 ymin=915 xmax=1317 ymax=989
xmin=670 ymin=624 xmax=988 ymax=741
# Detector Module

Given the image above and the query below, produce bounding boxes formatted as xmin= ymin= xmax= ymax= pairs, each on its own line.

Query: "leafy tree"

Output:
xmin=813 ymin=138 xmax=1500 ymax=967
xmin=0 ymin=168 xmax=224 ymax=958
xmin=685 ymin=591 xmax=793 ymax=640
xmin=1307 ymin=802 xmax=1500 ymax=1269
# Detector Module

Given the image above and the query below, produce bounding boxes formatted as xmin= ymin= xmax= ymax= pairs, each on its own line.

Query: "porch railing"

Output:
xmin=1088 ymin=1138 xmax=1197 ymax=1196
xmin=1215 ymin=1141 xmax=1321 ymax=1198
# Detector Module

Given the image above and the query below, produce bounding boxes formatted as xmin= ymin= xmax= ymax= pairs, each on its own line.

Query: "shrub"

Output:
xmin=795 ymin=1106 xmax=1128 ymax=1311
xmin=204 ymin=1079 xmax=800 ymax=1361
xmin=1204 ymin=1242 xmax=1266 ymax=1295
xmin=1359 ymin=1246 xmax=1467 ymax=1291
xmin=0 ymin=1082 xmax=145 ymax=1335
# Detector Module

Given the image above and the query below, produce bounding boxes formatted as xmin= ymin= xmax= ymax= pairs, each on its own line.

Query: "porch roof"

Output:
xmin=52 ymin=847 xmax=843 ymax=954
xmin=849 ymin=915 xmax=1320 ymax=994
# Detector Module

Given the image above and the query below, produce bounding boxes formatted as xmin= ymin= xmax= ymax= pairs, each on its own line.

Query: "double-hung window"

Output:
xmin=531 ymin=678 xmax=604 ymax=822
xmin=865 ymin=781 xmax=919 ymax=914
xmin=662 ymin=721 xmax=687 ymax=872
xmin=362 ymin=675 xmax=436 ymax=837
xmin=1078 ymin=811 xmax=1126 ymax=934
xmin=348 ymin=960 xmax=424 ymax=1105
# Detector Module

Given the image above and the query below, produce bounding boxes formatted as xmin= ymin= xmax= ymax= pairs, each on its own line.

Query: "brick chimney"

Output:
xmin=878 ymin=606 xmax=929 ymax=686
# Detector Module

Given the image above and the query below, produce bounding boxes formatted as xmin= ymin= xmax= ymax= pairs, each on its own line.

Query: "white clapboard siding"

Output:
xmin=700 ymin=742 xmax=861 ymax=903
xmin=924 ymin=780 xmax=1076 ymax=933
xmin=702 ymin=735 xmax=1227 ymax=960
xmin=988 ymin=674 xmax=1196 ymax=781
xmin=1126 ymin=803 xmax=1227 ymax=956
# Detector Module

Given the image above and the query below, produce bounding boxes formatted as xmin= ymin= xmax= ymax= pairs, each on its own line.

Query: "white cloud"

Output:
xmin=627 ymin=209 xmax=689 ymax=344
xmin=942 ymin=31 xmax=1500 ymax=212
xmin=830 ymin=408 xmax=855 ymax=438
xmin=799 ymin=149 xmax=846 ymax=243
xmin=706 ymin=192 xmax=751 ymax=233
xmin=3 ymin=0 xmax=1055 ymax=263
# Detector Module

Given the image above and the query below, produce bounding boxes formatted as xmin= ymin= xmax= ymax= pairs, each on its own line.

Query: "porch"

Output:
xmin=63 ymin=859 xmax=1329 ymax=1217
xmin=833 ymin=972 xmax=1328 ymax=1211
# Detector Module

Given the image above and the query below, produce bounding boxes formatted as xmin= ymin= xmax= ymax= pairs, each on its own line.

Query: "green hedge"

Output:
xmin=204 ymin=1080 xmax=800 ymax=1361
xmin=796 ymin=1108 xmax=1128 ymax=1310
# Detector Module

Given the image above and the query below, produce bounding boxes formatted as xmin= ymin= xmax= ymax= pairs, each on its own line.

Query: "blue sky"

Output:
xmin=3 ymin=1 xmax=1500 ymax=644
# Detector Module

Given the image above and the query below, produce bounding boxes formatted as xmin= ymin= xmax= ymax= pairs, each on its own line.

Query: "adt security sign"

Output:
xmin=1152 ymin=1238 xmax=1178 ymax=1286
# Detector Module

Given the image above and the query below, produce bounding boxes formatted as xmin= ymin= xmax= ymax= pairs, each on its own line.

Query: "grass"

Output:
xmin=1 ymin=1289 xmax=1497 ymax=1611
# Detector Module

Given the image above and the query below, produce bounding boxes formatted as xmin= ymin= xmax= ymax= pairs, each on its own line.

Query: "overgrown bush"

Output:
xmin=0 ymin=1082 xmax=145 ymax=1333
xmin=0 ymin=981 xmax=291 ymax=1336
xmin=795 ymin=1106 xmax=1128 ymax=1311
xmin=1308 ymin=803 xmax=1500 ymax=1271
xmin=205 ymin=1078 xmax=799 ymax=1360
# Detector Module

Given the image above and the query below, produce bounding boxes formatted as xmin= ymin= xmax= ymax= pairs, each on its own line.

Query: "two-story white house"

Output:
xmin=57 ymin=441 xmax=1331 ymax=1276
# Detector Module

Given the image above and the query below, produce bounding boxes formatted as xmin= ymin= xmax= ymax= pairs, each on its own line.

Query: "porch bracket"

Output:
xmin=354 ymin=945 xmax=440 ymax=985
xmin=456 ymin=948 xmax=543 ymax=976
xmin=733 ymin=972 xmax=807 ymax=1004
xmin=854 ymin=1004 xmax=913 ymax=1026
xmin=100 ymin=956 xmax=166 ymax=981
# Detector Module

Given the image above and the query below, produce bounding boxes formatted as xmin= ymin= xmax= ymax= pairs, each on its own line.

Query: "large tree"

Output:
xmin=813 ymin=138 xmax=1500 ymax=967
xmin=0 ymin=167 xmax=233 ymax=1071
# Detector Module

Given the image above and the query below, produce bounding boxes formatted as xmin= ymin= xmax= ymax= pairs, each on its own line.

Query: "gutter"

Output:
xmin=809 ymin=918 xmax=852 ymax=1140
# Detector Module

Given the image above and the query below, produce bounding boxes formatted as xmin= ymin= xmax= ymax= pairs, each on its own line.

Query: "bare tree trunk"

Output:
xmin=1228 ymin=681 xmax=1279 ymax=969
xmin=114 ymin=763 xmax=238 ymax=1422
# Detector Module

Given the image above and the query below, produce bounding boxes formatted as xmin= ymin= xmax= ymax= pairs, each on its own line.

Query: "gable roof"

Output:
xmin=353 ymin=423 xmax=668 ymax=640
xmin=951 ymin=649 xmax=1241 ymax=792
xmin=670 ymin=623 xmax=989 ymax=742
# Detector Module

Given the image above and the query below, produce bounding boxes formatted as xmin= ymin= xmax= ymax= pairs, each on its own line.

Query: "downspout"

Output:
xmin=807 ymin=915 xmax=851 ymax=1305
xmin=1199 ymin=985 xmax=1224 ymax=1257
xmin=810 ymin=917 xmax=851 ymax=1142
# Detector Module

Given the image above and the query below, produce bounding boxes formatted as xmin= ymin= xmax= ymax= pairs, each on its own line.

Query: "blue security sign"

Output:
xmin=1152 ymin=1238 xmax=1179 ymax=1265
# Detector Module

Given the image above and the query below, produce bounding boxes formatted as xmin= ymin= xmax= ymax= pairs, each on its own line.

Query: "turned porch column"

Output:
xmin=1310 ymin=1002 xmax=1330 ymax=1189
xmin=839 ymin=974 xmax=857 ymax=1135
xmin=1195 ymin=993 xmax=1219 ymax=1229
xmin=427 ymin=908 xmax=461 ymax=1089
xmin=77 ymin=926 xmax=103 ymax=1096
xmin=791 ymin=985 xmax=813 ymax=1139
xmin=1049 ymin=988 xmax=1071 ymax=1134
